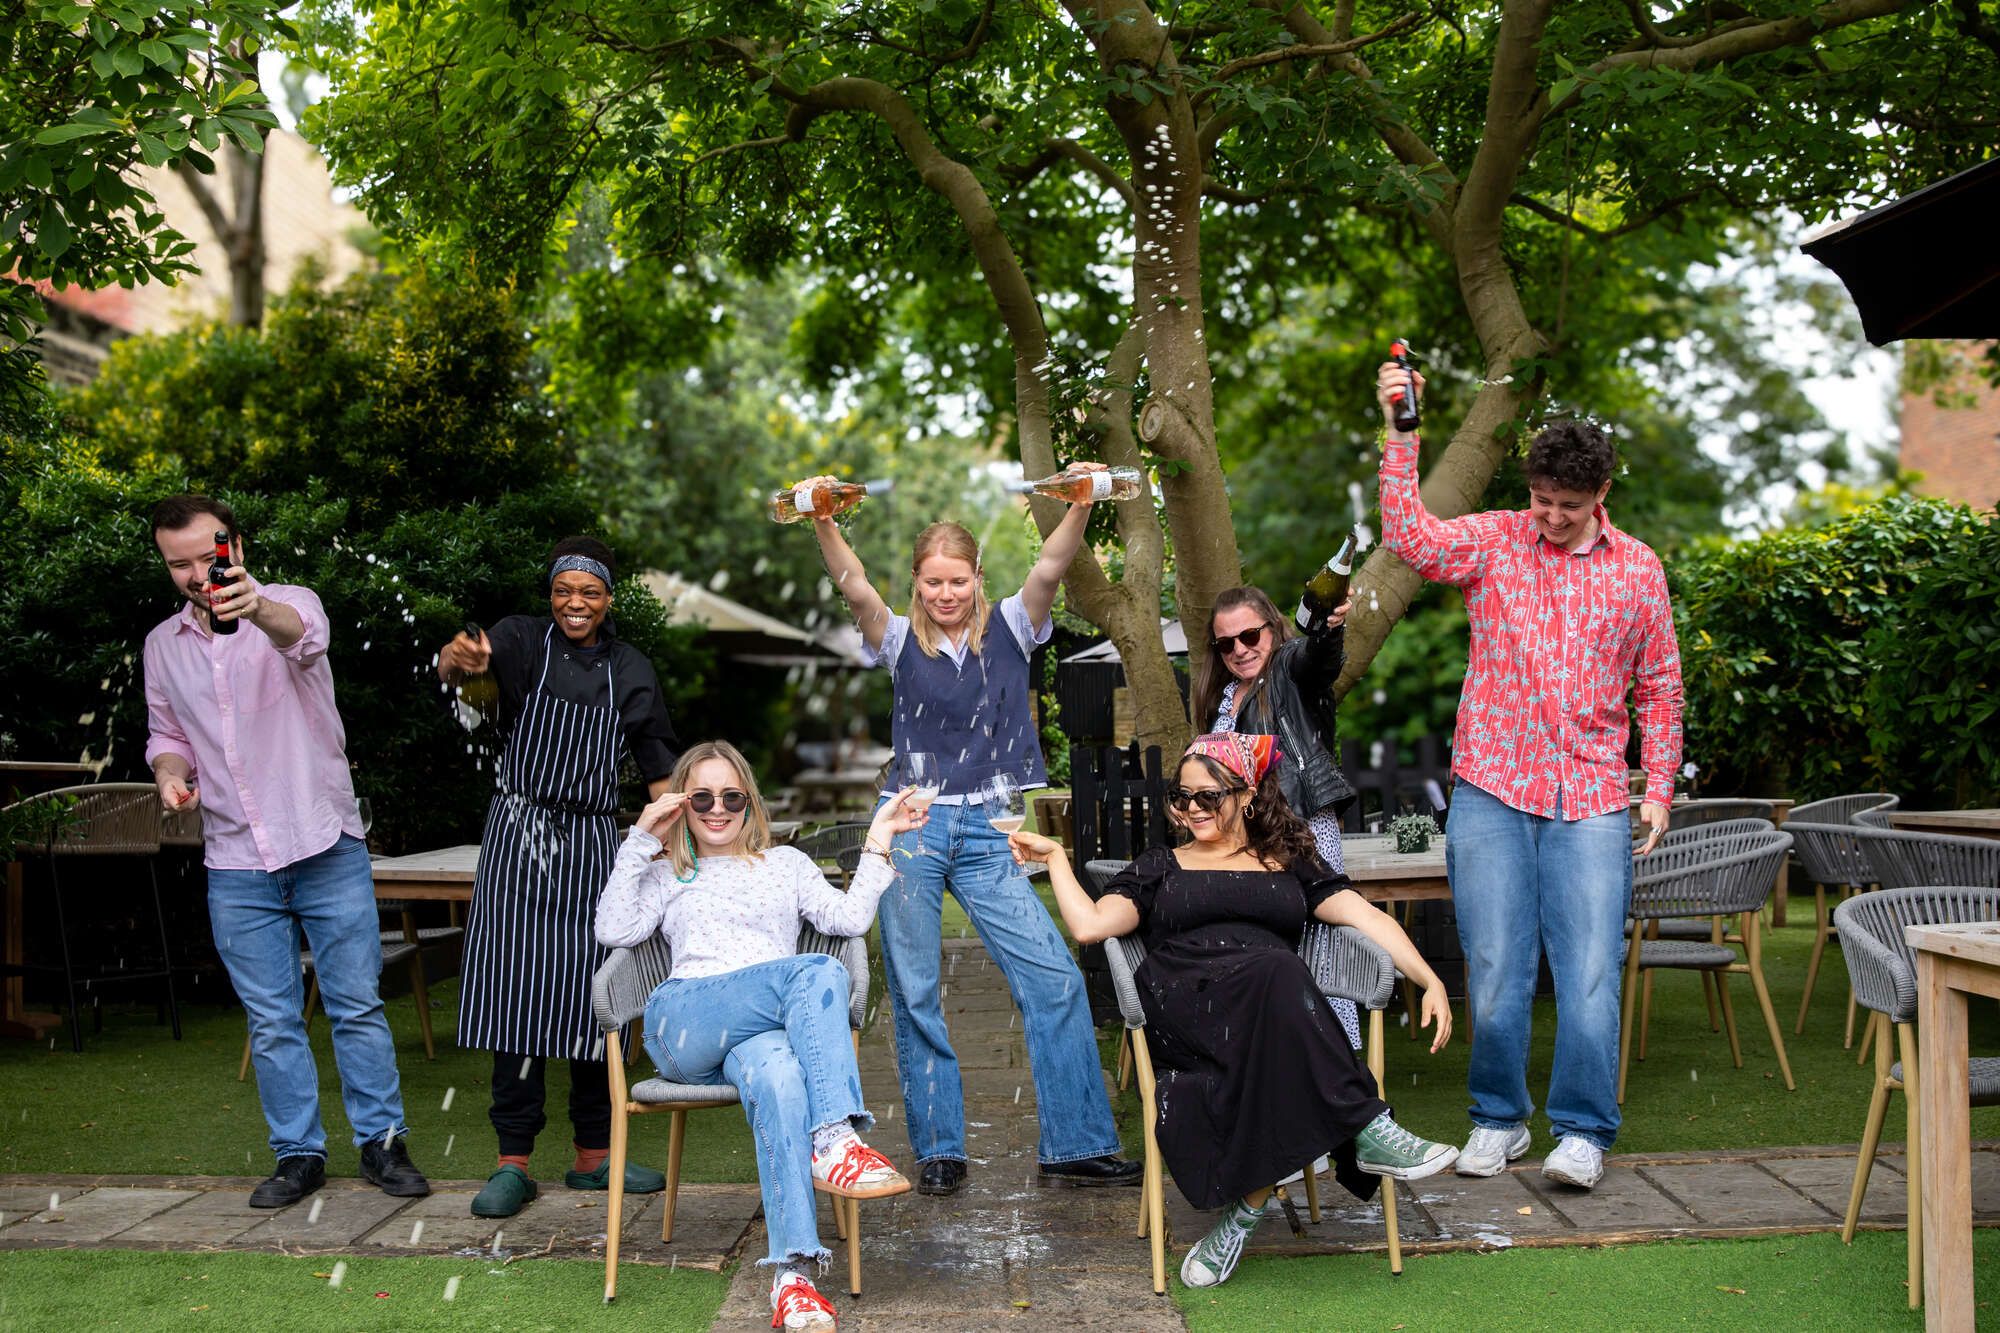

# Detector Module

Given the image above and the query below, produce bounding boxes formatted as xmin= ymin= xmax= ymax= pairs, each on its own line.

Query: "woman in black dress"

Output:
xmin=1008 ymin=731 xmax=1456 ymax=1289
xmin=435 ymin=536 xmax=680 ymax=1219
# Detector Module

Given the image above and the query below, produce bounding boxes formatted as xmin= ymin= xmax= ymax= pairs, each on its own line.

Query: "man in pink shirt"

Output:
xmin=1374 ymin=364 xmax=1682 ymax=1193
xmin=144 ymin=495 xmax=429 ymax=1210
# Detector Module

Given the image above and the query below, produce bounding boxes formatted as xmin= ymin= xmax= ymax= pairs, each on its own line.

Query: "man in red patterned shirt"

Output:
xmin=1374 ymin=361 xmax=1682 ymax=1192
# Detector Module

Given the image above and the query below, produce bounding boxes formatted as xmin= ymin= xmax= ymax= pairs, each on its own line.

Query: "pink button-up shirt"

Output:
xmin=1380 ymin=438 xmax=1684 ymax=820
xmin=143 ymin=584 xmax=364 ymax=871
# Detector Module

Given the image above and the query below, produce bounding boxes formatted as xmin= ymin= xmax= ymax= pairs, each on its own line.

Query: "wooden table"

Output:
xmin=371 ymin=844 xmax=479 ymax=904
xmin=1906 ymin=920 xmax=2000 ymax=1327
xmin=793 ymin=768 xmax=884 ymax=814
xmin=2 ymin=760 xmax=100 ymax=1040
xmin=1891 ymin=809 xmax=2000 ymax=841
xmin=1342 ymin=834 xmax=1450 ymax=904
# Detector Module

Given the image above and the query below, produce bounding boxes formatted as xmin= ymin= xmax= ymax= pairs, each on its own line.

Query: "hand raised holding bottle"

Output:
xmin=438 ymin=625 xmax=491 ymax=680
xmin=1375 ymin=360 xmax=1426 ymax=436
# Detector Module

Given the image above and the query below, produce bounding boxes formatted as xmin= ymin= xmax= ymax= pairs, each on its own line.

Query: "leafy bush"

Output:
xmin=1 ymin=267 xmax=709 ymax=854
xmin=1669 ymin=497 xmax=1996 ymax=804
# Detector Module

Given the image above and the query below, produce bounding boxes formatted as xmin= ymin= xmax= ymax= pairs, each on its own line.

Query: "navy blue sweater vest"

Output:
xmin=892 ymin=605 xmax=1048 ymax=794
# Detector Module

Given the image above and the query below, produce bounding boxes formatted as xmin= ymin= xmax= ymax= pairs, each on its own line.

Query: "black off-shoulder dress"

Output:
xmin=1103 ymin=845 xmax=1390 ymax=1210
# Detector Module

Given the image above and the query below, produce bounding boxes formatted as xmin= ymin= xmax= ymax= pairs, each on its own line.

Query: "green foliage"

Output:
xmin=1669 ymin=496 xmax=1997 ymax=804
xmin=0 ymin=0 xmax=288 ymax=399
xmin=1 ymin=267 xmax=708 ymax=853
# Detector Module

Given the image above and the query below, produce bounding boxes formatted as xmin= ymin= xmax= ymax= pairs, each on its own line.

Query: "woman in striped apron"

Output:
xmin=436 ymin=537 xmax=680 ymax=1219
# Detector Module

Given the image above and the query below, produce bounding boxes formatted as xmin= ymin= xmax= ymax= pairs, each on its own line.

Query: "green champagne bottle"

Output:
xmin=1296 ymin=532 xmax=1359 ymax=631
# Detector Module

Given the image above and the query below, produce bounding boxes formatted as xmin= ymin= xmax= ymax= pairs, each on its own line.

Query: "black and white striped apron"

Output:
xmin=458 ymin=626 xmax=623 ymax=1059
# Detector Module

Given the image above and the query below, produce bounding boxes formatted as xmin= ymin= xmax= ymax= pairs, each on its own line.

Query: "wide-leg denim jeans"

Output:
xmin=207 ymin=834 xmax=410 ymax=1161
xmin=642 ymin=954 xmax=868 ymax=1268
xmin=1446 ymin=781 xmax=1633 ymax=1149
xmin=879 ymin=800 xmax=1120 ymax=1166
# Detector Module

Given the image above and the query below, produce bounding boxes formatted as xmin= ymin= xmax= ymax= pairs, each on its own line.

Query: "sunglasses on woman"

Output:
xmin=1211 ymin=625 xmax=1267 ymax=654
xmin=686 ymin=789 xmax=750 ymax=814
xmin=1166 ymin=784 xmax=1248 ymax=813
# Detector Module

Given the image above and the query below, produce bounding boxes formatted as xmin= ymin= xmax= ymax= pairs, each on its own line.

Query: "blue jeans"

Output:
xmin=879 ymin=800 xmax=1120 ymax=1166
xmin=207 ymin=834 xmax=409 ymax=1161
xmin=642 ymin=955 xmax=868 ymax=1268
xmin=1446 ymin=781 xmax=1633 ymax=1149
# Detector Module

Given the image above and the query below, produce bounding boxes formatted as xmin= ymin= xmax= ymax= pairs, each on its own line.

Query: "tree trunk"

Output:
xmin=176 ymin=137 xmax=268 ymax=329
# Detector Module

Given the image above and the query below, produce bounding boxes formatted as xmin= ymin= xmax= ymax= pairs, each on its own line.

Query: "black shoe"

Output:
xmin=249 ymin=1155 xmax=326 ymax=1209
xmin=1039 ymin=1154 xmax=1143 ymax=1186
xmin=360 ymin=1135 xmax=433 ymax=1198
xmin=917 ymin=1159 xmax=966 ymax=1196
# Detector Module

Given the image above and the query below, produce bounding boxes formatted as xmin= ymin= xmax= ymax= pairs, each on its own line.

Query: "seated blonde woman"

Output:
xmin=595 ymin=740 xmax=924 ymax=1331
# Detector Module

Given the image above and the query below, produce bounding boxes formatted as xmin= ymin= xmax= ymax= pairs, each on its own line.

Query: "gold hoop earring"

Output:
xmin=1244 ymin=803 xmax=1255 ymax=819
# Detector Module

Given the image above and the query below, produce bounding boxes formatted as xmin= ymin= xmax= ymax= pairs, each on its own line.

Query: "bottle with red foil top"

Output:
xmin=1389 ymin=338 xmax=1421 ymax=434
xmin=207 ymin=530 xmax=238 ymax=635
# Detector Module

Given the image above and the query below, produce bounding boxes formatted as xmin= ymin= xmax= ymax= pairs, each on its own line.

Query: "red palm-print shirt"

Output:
xmin=1379 ymin=438 xmax=1684 ymax=820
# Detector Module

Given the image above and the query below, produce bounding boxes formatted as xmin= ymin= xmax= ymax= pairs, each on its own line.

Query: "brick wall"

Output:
xmin=1900 ymin=341 xmax=2000 ymax=510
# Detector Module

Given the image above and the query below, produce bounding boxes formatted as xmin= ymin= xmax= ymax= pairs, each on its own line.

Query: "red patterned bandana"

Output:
xmin=1183 ymin=732 xmax=1281 ymax=787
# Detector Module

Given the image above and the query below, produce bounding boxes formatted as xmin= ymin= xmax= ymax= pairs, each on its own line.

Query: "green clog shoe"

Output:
xmin=470 ymin=1164 xmax=539 ymax=1218
xmin=564 ymin=1158 xmax=666 ymax=1194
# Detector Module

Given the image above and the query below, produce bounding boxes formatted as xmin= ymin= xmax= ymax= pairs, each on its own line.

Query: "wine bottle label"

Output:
xmin=1089 ymin=472 xmax=1112 ymax=500
xmin=794 ymin=483 xmax=818 ymax=514
xmin=1295 ymin=599 xmax=1313 ymax=631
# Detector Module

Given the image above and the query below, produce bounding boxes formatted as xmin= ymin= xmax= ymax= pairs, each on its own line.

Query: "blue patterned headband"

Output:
xmin=549 ymin=554 xmax=612 ymax=588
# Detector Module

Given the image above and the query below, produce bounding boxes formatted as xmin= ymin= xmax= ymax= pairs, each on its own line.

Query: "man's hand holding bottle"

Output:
xmin=1376 ymin=360 xmax=1426 ymax=442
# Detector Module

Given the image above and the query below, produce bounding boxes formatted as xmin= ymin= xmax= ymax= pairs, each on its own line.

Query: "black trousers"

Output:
xmin=489 ymin=1051 xmax=611 ymax=1156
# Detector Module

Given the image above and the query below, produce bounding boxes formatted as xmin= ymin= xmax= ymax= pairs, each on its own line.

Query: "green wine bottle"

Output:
xmin=1296 ymin=532 xmax=1360 ymax=631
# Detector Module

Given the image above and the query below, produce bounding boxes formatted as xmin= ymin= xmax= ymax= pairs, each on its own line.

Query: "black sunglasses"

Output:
xmin=687 ymin=789 xmax=750 ymax=814
xmin=1166 ymin=784 xmax=1248 ymax=813
xmin=1211 ymin=625 xmax=1268 ymax=654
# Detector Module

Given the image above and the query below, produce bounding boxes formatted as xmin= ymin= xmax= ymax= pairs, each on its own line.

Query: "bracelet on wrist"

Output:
xmin=863 ymin=841 xmax=890 ymax=859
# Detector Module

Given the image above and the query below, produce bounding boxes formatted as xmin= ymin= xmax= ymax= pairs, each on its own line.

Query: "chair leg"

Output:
xmin=1743 ymin=914 xmax=1795 ymax=1091
xmin=1796 ymin=887 xmax=1829 ymax=1034
xmin=1303 ymin=1152 xmax=1321 ymax=1223
xmin=1899 ymin=1022 xmax=1922 ymax=1311
xmin=1841 ymin=1014 xmax=1895 ymax=1244
xmin=1701 ymin=971 xmax=1719 ymax=1033
xmin=605 ymin=1105 xmax=628 ymax=1302
xmin=663 ymin=1110 xmax=687 ymax=1243
xmin=1638 ymin=970 xmax=1654 ymax=1062
xmin=403 ymin=909 xmax=436 ymax=1060
xmin=1715 ymin=971 xmax=1743 ymax=1068
xmin=1404 ymin=976 xmax=1421 ymax=1042
xmin=1617 ymin=922 xmax=1643 ymax=1104
xmin=1858 ymin=1008 xmax=1878 ymax=1064
xmin=830 ymin=1187 xmax=848 ymax=1240
xmin=1132 ymin=1033 xmax=1166 ymax=1294
xmin=1116 ymin=1029 xmax=1133 ymax=1092
xmin=1846 ymin=989 xmax=1861 ymax=1050
xmin=148 ymin=862 xmax=181 ymax=1040
xmin=844 ymin=1197 xmax=861 ymax=1296
xmin=1367 ymin=1008 xmax=1402 ymax=1274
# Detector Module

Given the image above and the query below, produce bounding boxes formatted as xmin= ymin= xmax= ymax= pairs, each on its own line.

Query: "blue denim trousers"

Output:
xmin=207 ymin=834 xmax=410 ymax=1161
xmin=1445 ymin=781 xmax=1633 ymax=1149
xmin=879 ymin=800 xmax=1120 ymax=1166
xmin=642 ymin=954 xmax=868 ymax=1268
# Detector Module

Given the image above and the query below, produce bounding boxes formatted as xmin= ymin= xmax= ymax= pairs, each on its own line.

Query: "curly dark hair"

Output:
xmin=1171 ymin=754 xmax=1322 ymax=872
xmin=1523 ymin=420 xmax=1614 ymax=494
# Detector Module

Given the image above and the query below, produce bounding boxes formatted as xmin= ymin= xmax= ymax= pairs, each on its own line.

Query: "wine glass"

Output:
xmin=977 ymin=772 xmax=1027 ymax=843
xmin=354 ymin=796 xmax=374 ymax=848
xmin=900 ymin=752 xmax=942 ymax=856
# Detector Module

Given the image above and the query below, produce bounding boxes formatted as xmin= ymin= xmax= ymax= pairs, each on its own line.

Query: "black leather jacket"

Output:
xmin=1217 ymin=618 xmax=1357 ymax=821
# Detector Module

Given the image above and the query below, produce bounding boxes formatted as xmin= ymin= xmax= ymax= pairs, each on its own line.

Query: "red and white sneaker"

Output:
xmin=810 ymin=1137 xmax=911 ymax=1199
xmin=771 ymin=1273 xmax=837 ymax=1331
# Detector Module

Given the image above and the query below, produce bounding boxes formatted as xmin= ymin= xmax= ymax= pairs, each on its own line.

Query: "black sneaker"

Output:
xmin=249 ymin=1155 xmax=326 ymax=1209
xmin=360 ymin=1135 xmax=432 ymax=1198
xmin=1038 ymin=1154 xmax=1143 ymax=1186
xmin=916 ymin=1159 xmax=966 ymax=1196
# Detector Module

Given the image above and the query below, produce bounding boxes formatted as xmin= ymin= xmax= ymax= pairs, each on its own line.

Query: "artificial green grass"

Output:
xmin=1176 ymin=1229 xmax=2000 ymax=1331
xmin=0 ymin=1248 xmax=727 ymax=1332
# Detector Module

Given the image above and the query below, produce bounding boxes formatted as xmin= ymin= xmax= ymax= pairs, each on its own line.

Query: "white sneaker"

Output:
xmin=1275 ymin=1154 xmax=1330 ymax=1187
xmin=1541 ymin=1135 xmax=1606 ymax=1189
xmin=1455 ymin=1124 xmax=1532 ymax=1177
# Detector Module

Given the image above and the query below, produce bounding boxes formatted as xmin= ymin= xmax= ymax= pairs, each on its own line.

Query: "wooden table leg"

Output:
xmin=3 ymin=860 xmax=62 ymax=1040
xmin=1916 ymin=951 xmax=1973 ymax=1327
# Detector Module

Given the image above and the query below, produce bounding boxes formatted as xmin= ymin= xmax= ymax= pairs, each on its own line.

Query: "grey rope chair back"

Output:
xmin=1668 ymin=799 xmax=1776 ymax=830
xmin=1851 ymin=827 xmax=2000 ymax=893
xmin=1643 ymin=818 xmax=1773 ymax=851
xmin=1790 ymin=793 xmax=1898 ymax=826
xmin=1834 ymin=886 xmax=2000 ymax=1025
xmin=1629 ymin=830 xmax=1792 ymax=922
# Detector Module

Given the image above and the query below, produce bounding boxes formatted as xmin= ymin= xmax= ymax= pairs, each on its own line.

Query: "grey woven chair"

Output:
xmin=1618 ymin=830 xmax=1795 ymax=1102
xmin=594 ymin=924 xmax=877 ymax=1304
xmin=1852 ymin=807 xmax=1894 ymax=830
xmin=234 ymin=930 xmax=433 ymax=1080
xmin=793 ymin=823 xmax=874 ymax=889
xmin=1085 ymin=861 xmax=1141 ymax=1091
xmin=1785 ymin=796 xmax=1898 ymax=1041
xmin=1097 ymin=882 xmax=1402 ymax=1293
xmin=1634 ymin=820 xmax=1777 ymax=1032
xmin=1833 ymin=886 xmax=2000 ymax=1311
xmin=1667 ymin=799 xmax=1777 ymax=830
xmin=3 ymin=784 xmax=180 ymax=1052
xmin=1852 ymin=827 xmax=2000 ymax=894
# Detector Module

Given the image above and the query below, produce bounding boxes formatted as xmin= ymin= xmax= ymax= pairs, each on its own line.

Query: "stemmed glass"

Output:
xmin=901 ymin=753 xmax=942 ymax=856
xmin=976 ymin=772 xmax=1027 ymax=849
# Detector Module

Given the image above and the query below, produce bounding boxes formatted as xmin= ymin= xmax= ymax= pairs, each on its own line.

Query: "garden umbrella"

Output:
xmin=1800 ymin=156 xmax=2000 ymax=346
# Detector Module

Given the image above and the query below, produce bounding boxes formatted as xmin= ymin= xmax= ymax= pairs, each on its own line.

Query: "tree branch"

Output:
xmin=1507 ymin=188 xmax=1705 ymax=237
xmin=1202 ymin=12 xmax=1423 ymax=85
xmin=1592 ymin=0 xmax=1934 ymax=75
xmin=175 ymin=160 xmax=237 ymax=249
xmin=1003 ymin=138 xmax=1139 ymax=212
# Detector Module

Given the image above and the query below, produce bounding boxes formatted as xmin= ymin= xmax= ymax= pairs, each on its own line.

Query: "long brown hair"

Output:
xmin=663 ymin=741 xmax=773 ymax=878
xmin=908 ymin=521 xmax=991 ymax=659
xmin=1171 ymin=754 xmax=1320 ymax=872
xmin=1191 ymin=586 xmax=1294 ymax=731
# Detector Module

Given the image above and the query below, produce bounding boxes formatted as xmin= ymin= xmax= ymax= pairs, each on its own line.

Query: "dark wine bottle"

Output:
xmin=1297 ymin=531 xmax=1360 ymax=631
xmin=1390 ymin=338 xmax=1421 ymax=434
xmin=207 ymin=530 xmax=237 ymax=636
xmin=458 ymin=620 xmax=498 ymax=715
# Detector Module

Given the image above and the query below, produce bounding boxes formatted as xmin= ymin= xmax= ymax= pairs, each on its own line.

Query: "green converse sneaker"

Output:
xmin=1353 ymin=1113 xmax=1459 ymax=1180
xmin=1179 ymin=1200 xmax=1263 ymax=1288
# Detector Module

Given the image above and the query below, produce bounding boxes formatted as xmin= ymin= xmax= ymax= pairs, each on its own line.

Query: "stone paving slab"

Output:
xmin=107 ymin=1186 xmax=274 ymax=1247
xmin=5 ymin=1187 xmax=191 ymax=1245
xmin=1637 ymin=1160 xmax=1838 ymax=1228
xmin=1762 ymin=1153 xmax=1906 ymax=1223
xmin=229 ymin=1184 xmax=415 ymax=1251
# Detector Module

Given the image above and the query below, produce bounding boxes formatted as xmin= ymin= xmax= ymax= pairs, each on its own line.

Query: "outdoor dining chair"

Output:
xmin=1636 ymin=819 xmax=1776 ymax=1033
xmin=1618 ymin=829 xmax=1794 ymax=1102
xmin=234 ymin=921 xmax=436 ymax=1079
xmin=1784 ymin=793 xmax=1898 ymax=1042
xmin=592 ymin=924 xmax=897 ymax=1304
xmin=792 ymin=823 xmax=873 ymax=890
xmin=1833 ymin=886 xmax=2000 ymax=1311
xmin=1852 ymin=826 xmax=2000 ymax=895
xmin=3 ymin=783 xmax=180 ymax=1052
xmin=1092 ymin=864 xmax=1402 ymax=1293
xmin=1667 ymin=799 xmax=1777 ymax=830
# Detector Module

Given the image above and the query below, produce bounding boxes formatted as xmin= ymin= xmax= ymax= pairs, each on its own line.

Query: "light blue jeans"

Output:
xmin=1446 ymin=781 xmax=1633 ymax=1149
xmin=879 ymin=800 xmax=1121 ymax=1166
xmin=642 ymin=954 xmax=868 ymax=1268
xmin=207 ymin=834 xmax=410 ymax=1161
